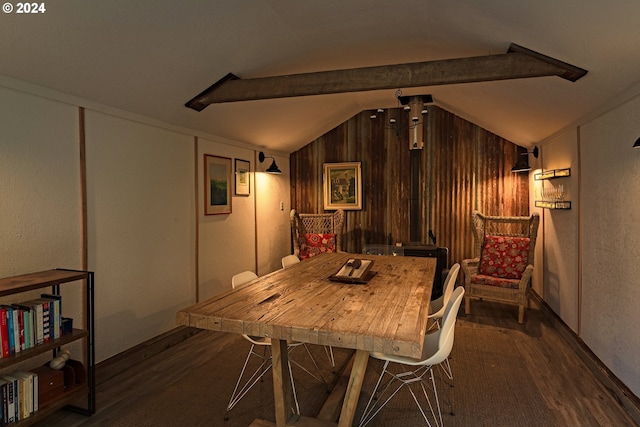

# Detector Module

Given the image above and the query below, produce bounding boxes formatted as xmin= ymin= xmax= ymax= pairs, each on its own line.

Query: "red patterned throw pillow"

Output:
xmin=479 ymin=235 xmax=530 ymax=279
xmin=299 ymin=233 xmax=336 ymax=260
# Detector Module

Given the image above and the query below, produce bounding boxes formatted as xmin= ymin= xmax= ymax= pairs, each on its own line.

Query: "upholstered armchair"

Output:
xmin=290 ymin=209 xmax=345 ymax=259
xmin=461 ymin=211 xmax=540 ymax=324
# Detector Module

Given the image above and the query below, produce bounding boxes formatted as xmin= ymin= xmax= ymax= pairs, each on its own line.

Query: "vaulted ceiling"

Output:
xmin=2 ymin=0 xmax=640 ymax=153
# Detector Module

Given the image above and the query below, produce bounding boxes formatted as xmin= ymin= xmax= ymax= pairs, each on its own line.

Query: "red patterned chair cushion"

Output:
xmin=299 ymin=233 xmax=336 ymax=260
xmin=470 ymin=274 xmax=520 ymax=289
xmin=479 ymin=235 xmax=530 ymax=279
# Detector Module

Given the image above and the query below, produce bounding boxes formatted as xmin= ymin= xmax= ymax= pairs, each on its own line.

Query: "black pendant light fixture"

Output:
xmin=370 ymin=90 xmax=434 ymax=150
xmin=511 ymin=146 xmax=539 ymax=173
xmin=633 ymin=137 xmax=640 ymax=148
xmin=258 ymin=152 xmax=282 ymax=174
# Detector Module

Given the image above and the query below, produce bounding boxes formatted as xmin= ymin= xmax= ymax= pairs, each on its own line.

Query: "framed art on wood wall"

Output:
xmin=204 ymin=154 xmax=232 ymax=215
xmin=234 ymin=158 xmax=251 ymax=196
xmin=323 ymin=162 xmax=362 ymax=210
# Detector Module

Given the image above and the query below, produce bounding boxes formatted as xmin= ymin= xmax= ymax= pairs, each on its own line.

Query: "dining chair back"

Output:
xmin=360 ymin=287 xmax=465 ymax=427
xmin=231 ymin=271 xmax=258 ymax=289
xmin=281 ymin=254 xmax=301 ymax=268
xmin=428 ymin=263 xmax=460 ymax=330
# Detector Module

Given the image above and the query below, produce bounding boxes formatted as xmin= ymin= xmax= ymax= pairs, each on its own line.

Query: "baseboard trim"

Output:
xmin=95 ymin=326 xmax=202 ymax=385
xmin=531 ymin=291 xmax=640 ymax=425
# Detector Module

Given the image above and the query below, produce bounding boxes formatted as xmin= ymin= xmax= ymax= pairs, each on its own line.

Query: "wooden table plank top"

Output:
xmin=176 ymin=252 xmax=435 ymax=359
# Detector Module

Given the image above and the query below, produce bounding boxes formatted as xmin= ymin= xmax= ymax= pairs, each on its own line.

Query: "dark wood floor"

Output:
xmin=34 ymin=299 xmax=638 ymax=427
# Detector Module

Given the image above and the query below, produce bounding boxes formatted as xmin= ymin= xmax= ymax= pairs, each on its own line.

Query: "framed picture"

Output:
xmin=234 ymin=158 xmax=251 ymax=196
xmin=204 ymin=154 xmax=232 ymax=215
xmin=323 ymin=162 xmax=362 ymax=210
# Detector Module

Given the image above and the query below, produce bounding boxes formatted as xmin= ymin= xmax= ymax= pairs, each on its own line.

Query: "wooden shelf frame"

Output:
xmin=534 ymin=167 xmax=571 ymax=180
xmin=534 ymin=167 xmax=571 ymax=209
xmin=535 ymin=200 xmax=572 ymax=210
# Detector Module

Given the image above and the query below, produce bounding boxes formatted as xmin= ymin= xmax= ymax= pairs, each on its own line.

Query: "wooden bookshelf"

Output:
xmin=0 ymin=269 xmax=95 ymax=425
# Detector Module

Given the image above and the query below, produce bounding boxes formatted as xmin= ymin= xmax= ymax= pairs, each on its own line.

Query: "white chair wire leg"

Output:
xmin=426 ymin=318 xmax=441 ymax=333
xmin=437 ymin=356 xmax=453 ymax=382
xmin=359 ymin=361 xmax=443 ymax=427
xmin=226 ymin=344 xmax=302 ymax=419
xmin=324 ymin=345 xmax=335 ymax=368
xmin=289 ymin=344 xmax=329 ymax=389
xmin=226 ymin=344 xmax=272 ymax=413
xmin=435 ymin=358 xmax=454 ymax=416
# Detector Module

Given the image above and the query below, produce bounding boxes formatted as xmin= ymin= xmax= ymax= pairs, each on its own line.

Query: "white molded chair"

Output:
xmin=281 ymin=254 xmax=301 ymax=269
xmin=226 ymin=271 xmax=326 ymax=419
xmin=359 ymin=287 xmax=465 ymax=427
xmin=427 ymin=263 xmax=460 ymax=331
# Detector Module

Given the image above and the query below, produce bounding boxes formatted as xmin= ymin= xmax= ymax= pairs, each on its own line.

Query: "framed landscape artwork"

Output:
xmin=204 ymin=154 xmax=232 ymax=215
xmin=234 ymin=158 xmax=251 ymax=196
xmin=323 ymin=162 xmax=362 ymax=210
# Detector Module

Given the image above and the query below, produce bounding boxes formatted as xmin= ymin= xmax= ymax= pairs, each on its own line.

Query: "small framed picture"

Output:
xmin=323 ymin=162 xmax=362 ymax=210
xmin=204 ymin=154 xmax=232 ymax=215
xmin=234 ymin=158 xmax=251 ymax=196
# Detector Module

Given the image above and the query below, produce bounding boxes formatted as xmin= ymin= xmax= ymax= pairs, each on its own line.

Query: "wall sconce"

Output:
xmin=258 ymin=152 xmax=282 ymax=174
xmin=511 ymin=146 xmax=539 ymax=173
xmin=633 ymin=137 xmax=640 ymax=148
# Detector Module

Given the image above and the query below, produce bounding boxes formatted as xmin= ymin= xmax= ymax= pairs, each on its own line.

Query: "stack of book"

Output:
xmin=0 ymin=294 xmax=62 ymax=358
xmin=0 ymin=371 xmax=38 ymax=423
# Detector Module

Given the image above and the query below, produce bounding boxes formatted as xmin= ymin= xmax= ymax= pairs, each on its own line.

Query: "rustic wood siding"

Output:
xmin=290 ymin=106 xmax=529 ymax=267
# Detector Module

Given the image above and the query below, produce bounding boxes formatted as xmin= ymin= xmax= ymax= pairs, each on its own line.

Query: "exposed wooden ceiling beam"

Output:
xmin=185 ymin=43 xmax=587 ymax=111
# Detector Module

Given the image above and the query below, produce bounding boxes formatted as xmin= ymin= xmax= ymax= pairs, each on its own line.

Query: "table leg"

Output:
xmin=338 ymin=349 xmax=369 ymax=427
xmin=271 ymin=338 xmax=297 ymax=426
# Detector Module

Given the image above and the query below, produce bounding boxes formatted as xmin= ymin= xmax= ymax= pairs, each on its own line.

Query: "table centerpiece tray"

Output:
xmin=328 ymin=258 xmax=376 ymax=284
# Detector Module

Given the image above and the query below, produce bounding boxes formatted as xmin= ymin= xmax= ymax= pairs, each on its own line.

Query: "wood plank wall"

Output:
xmin=290 ymin=105 xmax=529 ymax=267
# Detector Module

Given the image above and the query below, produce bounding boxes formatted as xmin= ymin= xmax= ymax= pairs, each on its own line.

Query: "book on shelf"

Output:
xmin=0 ymin=308 xmax=9 ymax=358
xmin=31 ymin=369 xmax=38 ymax=413
xmin=10 ymin=307 xmax=19 ymax=354
xmin=18 ymin=308 xmax=24 ymax=352
xmin=36 ymin=299 xmax=51 ymax=343
xmin=0 ymin=305 xmax=20 ymax=356
xmin=0 ymin=378 xmax=8 ymax=424
xmin=12 ymin=371 xmax=34 ymax=420
xmin=0 ymin=295 xmax=64 ymax=359
xmin=4 ymin=307 xmax=14 ymax=356
xmin=0 ymin=375 xmax=17 ymax=424
xmin=11 ymin=306 xmax=25 ymax=352
xmin=11 ymin=304 xmax=34 ymax=351
xmin=16 ymin=300 xmax=44 ymax=346
xmin=13 ymin=373 xmax=24 ymax=421
xmin=40 ymin=294 xmax=62 ymax=340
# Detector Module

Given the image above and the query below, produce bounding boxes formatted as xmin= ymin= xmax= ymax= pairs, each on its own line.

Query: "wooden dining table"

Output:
xmin=176 ymin=252 xmax=436 ymax=427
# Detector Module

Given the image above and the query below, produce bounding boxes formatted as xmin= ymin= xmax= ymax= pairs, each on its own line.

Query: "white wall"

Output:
xmin=536 ymin=91 xmax=640 ymax=397
xmin=0 ymin=77 xmax=291 ymax=363
xmin=256 ymin=153 xmax=292 ymax=276
xmin=0 ymin=85 xmax=82 ymax=274
xmin=196 ymin=142 xmax=292 ymax=298
xmin=0 ymin=85 xmax=84 ymax=355
xmin=537 ymin=130 xmax=580 ymax=331
xmin=197 ymin=139 xmax=257 ymax=300
xmin=579 ymin=95 xmax=640 ymax=395
xmin=84 ymin=111 xmax=196 ymax=361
